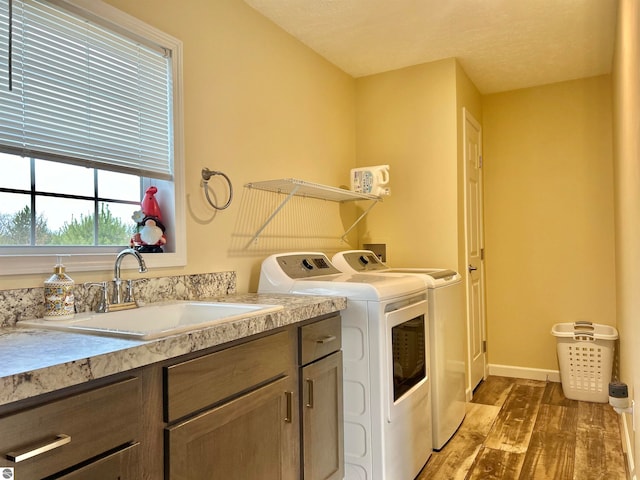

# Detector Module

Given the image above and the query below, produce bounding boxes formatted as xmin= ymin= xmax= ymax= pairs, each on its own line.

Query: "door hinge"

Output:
xmin=479 ymin=155 xmax=483 ymax=168
xmin=481 ymin=248 xmax=485 ymax=261
xmin=482 ymin=340 xmax=487 ymax=353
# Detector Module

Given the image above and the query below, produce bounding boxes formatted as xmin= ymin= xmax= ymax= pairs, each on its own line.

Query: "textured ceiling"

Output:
xmin=243 ymin=0 xmax=618 ymax=94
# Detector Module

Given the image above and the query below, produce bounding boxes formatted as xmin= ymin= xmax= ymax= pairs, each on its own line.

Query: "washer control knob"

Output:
xmin=359 ymin=255 xmax=369 ymax=265
xmin=302 ymin=259 xmax=314 ymax=270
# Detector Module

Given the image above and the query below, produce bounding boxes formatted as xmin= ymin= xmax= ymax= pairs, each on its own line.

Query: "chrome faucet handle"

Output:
xmin=84 ymin=282 xmax=110 ymax=313
xmin=123 ymin=279 xmax=145 ymax=304
xmin=111 ymin=278 xmax=122 ymax=305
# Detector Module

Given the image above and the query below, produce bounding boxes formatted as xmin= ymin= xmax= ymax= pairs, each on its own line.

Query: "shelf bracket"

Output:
xmin=246 ymin=184 xmax=301 ymax=247
xmin=340 ymin=200 xmax=378 ymax=242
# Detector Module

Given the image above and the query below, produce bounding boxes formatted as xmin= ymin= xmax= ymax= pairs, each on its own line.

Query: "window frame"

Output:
xmin=0 ymin=0 xmax=186 ymax=275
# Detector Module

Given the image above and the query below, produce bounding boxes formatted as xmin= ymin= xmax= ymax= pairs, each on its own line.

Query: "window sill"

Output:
xmin=0 ymin=250 xmax=187 ymax=276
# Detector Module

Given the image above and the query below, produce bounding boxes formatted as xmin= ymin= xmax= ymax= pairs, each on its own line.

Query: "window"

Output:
xmin=0 ymin=153 xmax=142 ymax=246
xmin=0 ymin=0 xmax=185 ymax=275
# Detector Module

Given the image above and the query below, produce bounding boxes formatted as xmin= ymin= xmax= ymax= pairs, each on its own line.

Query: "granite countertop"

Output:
xmin=0 ymin=293 xmax=347 ymax=407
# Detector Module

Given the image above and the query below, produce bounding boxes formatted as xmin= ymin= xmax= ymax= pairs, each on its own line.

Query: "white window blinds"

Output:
xmin=0 ymin=0 xmax=173 ymax=180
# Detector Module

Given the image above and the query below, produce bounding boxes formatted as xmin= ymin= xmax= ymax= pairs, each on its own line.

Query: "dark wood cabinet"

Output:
xmin=56 ymin=442 xmax=140 ymax=479
xmin=0 ymin=377 xmax=141 ymax=479
xmin=299 ymin=315 xmax=344 ymax=480
xmin=164 ymin=329 xmax=299 ymax=480
xmin=166 ymin=375 xmax=297 ymax=480
xmin=1 ymin=314 xmax=343 ymax=480
xmin=164 ymin=330 xmax=292 ymax=423
xmin=302 ymin=350 xmax=344 ymax=480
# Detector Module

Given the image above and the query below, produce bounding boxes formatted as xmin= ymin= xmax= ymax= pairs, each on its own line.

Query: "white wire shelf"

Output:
xmin=245 ymin=178 xmax=381 ymax=202
xmin=244 ymin=178 xmax=381 ymax=246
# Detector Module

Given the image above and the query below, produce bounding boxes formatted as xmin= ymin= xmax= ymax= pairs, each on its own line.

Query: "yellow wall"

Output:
xmin=613 ymin=0 xmax=640 ymax=470
xmin=354 ymin=59 xmax=461 ymax=270
xmin=107 ymin=0 xmax=357 ymax=293
xmin=482 ymin=76 xmax=616 ymax=371
xmin=0 ymin=0 xmax=356 ymax=292
xmin=355 ymin=61 xmax=484 ymax=394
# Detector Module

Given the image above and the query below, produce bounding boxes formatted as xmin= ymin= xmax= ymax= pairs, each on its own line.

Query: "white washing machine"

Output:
xmin=332 ymin=250 xmax=466 ymax=450
xmin=259 ymin=252 xmax=433 ymax=480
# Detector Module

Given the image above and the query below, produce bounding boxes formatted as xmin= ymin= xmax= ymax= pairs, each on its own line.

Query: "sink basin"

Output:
xmin=20 ymin=301 xmax=284 ymax=340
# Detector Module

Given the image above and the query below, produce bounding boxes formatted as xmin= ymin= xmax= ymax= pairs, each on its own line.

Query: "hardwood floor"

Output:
xmin=416 ymin=376 xmax=628 ymax=480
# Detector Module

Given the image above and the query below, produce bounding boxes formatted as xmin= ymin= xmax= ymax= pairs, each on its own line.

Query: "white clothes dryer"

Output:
xmin=332 ymin=250 xmax=466 ymax=450
xmin=259 ymin=252 xmax=433 ymax=480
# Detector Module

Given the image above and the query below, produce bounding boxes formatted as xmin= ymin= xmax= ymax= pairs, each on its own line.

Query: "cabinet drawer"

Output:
xmin=0 ymin=377 xmax=140 ymax=479
xmin=300 ymin=315 xmax=342 ymax=366
xmin=165 ymin=330 xmax=291 ymax=422
xmin=56 ymin=442 xmax=140 ymax=479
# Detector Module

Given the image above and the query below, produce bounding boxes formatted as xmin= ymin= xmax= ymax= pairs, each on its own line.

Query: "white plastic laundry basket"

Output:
xmin=551 ymin=321 xmax=618 ymax=403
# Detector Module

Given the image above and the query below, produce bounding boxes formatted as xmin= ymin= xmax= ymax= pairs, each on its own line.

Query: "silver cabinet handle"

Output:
xmin=306 ymin=379 xmax=314 ymax=408
xmin=6 ymin=434 xmax=71 ymax=463
xmin=316 ymin=335 xmax=337 ymax=344
xmin=284 ymin=391 xmax=293 ymax=423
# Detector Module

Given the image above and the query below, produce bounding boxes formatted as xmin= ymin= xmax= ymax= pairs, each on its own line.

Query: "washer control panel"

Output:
xmin=275 ymin=253 xmax=342 ymax=279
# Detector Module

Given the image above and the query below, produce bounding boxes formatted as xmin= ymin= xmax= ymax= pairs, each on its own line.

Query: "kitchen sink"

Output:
xmin=20 ymin=301 xmax=284 ymax=340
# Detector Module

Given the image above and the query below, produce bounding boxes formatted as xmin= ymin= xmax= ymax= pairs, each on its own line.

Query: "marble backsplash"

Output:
xmin=0 ymin=271 xmax=237 ymax=328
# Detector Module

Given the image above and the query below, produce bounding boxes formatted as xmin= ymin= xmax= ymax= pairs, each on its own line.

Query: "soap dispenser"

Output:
xmin=43 ymin=256 xmax=75 ymax=320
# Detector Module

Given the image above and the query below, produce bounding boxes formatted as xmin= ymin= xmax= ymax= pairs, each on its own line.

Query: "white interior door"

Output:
xmin=463 ymin=108 xmax=487 ymax=398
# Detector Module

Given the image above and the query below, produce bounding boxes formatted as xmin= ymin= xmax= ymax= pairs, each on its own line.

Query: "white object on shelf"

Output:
xmin=245 ymin=178 xmax=381 ymax=246
xmin=350 ymin=165 xmax=391 ymax=196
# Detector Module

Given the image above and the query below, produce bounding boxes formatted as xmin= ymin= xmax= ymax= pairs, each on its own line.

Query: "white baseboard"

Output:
xmin=487 ymin=363 xmax=561 ymax=383
xmin=465 ymin=364 xmax=561 ymax=401
xmin=620 ymin=412 xmax=636 ymax=480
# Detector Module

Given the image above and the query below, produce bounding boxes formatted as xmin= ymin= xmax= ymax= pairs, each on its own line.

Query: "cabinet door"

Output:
xmin=302 ymin=351 xmax=344 ymax=480
xmin=166 ymin=376 xmax=298 ymax=480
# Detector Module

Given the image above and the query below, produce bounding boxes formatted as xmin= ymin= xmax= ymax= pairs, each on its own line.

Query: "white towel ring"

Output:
xmin=201 ymin=168 xmax=233 ymax=210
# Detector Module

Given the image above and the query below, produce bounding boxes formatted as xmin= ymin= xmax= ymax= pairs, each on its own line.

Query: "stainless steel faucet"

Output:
xmin=112 ymin=248 xmax=148 ymax=305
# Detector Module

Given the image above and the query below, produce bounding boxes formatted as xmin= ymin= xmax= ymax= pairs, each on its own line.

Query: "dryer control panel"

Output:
xmin=333 ymin=250 xmax=389 ymax=272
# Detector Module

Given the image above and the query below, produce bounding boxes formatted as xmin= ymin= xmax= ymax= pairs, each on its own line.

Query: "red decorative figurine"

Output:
xmin=131 ymin=186 xmax=167 ymax=253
